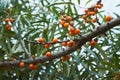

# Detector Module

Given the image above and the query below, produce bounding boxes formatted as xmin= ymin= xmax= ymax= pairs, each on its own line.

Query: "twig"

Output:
xmin=0 ymin=18 xmax=119 ymax=66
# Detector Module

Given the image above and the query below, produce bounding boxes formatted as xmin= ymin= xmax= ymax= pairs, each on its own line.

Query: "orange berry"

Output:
xmin=92 ymin=18 xmax=97 ymax=23
xmin=64 ymin=22 xmax=69 ymax=28
xmin=38 ymin=38 xmax=44 ymax=43
xmin=61 ymin=21 xmax=66 ymax=26
xmin=19 ymin=62 xmax=25 ymax=67
xmin=9 ymin=18 xmax=14 ymax=22
xmin=61 ymin=56 xmax=66 ymax=61
xmin=85 ymin=19 xmax=90 ymax=23
xmin=29 ymin=63 xmax=34 ymax=69
xmin=5 ymin=18 xmax=10 ymax=23
xmin=32 ymin=55 xmax=35 ymax=59
xmin=62 ymin=42 xmax=67 ymax=46
xmin=67 ymin=16 xmax=72 ymax=21
xmin=52 ymin=38 xmax=58 ymax=43
xmin=105 ymin=15 xmax=112 ymax=22
xmin=69 ymin=40 xmax=74 ymax=45
xmin=90 ymin=40 xmax=96 ymax=46
xmin=45 ymin=43 xmax=51 ymax=48
xmin=95 ymin=4 xmax=102 ymax=9
xmin=70 ymin=27 xmax=75 ymax=33
xmin=6 ymin=24 xmax=11 ymax=31
xmin=75 ymin=29 xmax=81 ymax=34
xmin=66 ymin=55 xmax=71 ymax=60
xmin=84 ymin=9 xmax=89 ymax=13
xmin=67 ymin=40 xmax=74 ymax=47
xmin=33 ymin=64 xmax=38 ymax=70
xmin=45 ymin=51 xmax=52 ymax=57
xmin=86 ymin=12 xmax=91 ymax=16
xmin=90 ymin=11 xmax=95 ymax=16
xmin=69 ymin=31 xmax=75 ymax=36
xmin=82 ymin=15 xmax=87 ymax=20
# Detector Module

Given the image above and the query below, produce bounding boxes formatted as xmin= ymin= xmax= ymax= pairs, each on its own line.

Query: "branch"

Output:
xmin=0 ymin=18 xmax=120 ymax=67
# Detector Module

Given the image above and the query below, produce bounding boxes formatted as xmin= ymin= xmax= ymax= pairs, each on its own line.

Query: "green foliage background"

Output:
xmin=0 ymin=0 xmax=120 ymax=80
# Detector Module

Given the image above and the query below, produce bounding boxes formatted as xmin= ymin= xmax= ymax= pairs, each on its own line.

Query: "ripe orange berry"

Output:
xmin=69 ymin=31 xmax=75 ymax=36
xmin=32 ymin=55 xmax=35 ymax=59
xmin=86 ymin=12 xmax=91 ymax=16
xmin=6 ymin=24 xmax=11 ymax=31
xmin=85 ymin=19 xmax=90 ymax=23
xmin=67 ymin=40 xmax=74 ymax=47
xmin=45 ymin=51 xmax=52 ymax=57
xmin=19 ymin=62 xmax=25 ymax=67
xmin=61 ymin=21 xmax=66 ymax=26
xmin=90 ymin=11 xmax=95 ymax=16
xmin=29 ymin=63 xmax=34 ymax=69
xmin=90 ymin=40 xmax=96 ymax=46
xmin=75 ymin=29 xmax=81 ymax=34
xmin=105 ymin=15 xmax=112 ymax=22
xmin=64 ymin=22 xmax=69 ymax=28
xmin=84 ymin=9 xmax=89 ymax=13
xmin=38 ymin=38 xmax=44 ymax=43
xmin=62 ymin=42 xmax=67 ymax=46
xmin=82 ymin=15 xmax=87 ymax=20
xmin=70 ymin=27 xmax=75 ymax=33
xmin=45 ymin=43 xmax=51 ymax=48
xmin=33 ymin=64 xmax=38 ymax=70
xmin=9 ymin=18 xmax=14 ymax=23
xmin=66 ymin=55 xmax=71 ymax=60
xmin=52 ymin=38 xmax=58 ymax=43
xmin=67 ymin=16 xmax=72 ymax=21
xmin=61 ymin=56 xmax=66 ymax=61
xmin=92 ymin=18 xmax=97 ymax=23
xmin=5 ymin=18 xmax=10 ymax=23
xmin=69 ymin=40 xmax=74 ymax=45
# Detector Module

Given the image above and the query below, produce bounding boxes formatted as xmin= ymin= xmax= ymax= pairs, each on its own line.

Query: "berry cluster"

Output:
xmin=5 ymin=18 xmax=14 ymax=31
xmin=82 ymin=2 xmax=103 ymax=23
xmin=60 ymin=15 xmax=81 ymax=36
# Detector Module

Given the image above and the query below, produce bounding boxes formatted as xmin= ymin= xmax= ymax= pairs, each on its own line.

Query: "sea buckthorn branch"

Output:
xmin=0 ymin=18 xmax=120 ymax=67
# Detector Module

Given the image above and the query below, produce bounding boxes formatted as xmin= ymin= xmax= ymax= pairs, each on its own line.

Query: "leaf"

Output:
xmin=113 ymin=12 xmax=120 ymax=18
xmin=85 ymin=0 xmax=91 ymax=5
xmin=116 ymin=4 xmax=120 ymax=7
xmin=78 ymin=0 xmax=80 ymax=4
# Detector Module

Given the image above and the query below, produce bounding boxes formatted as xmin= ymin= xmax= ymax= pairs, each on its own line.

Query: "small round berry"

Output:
xmin=38 ymin=38 xmax=44 ymax=43
xmin=6 ymin=24 xmax=11 ymax=31
xmin=61 ymin=21 xmax=66 ymax=26
xmin=19 ymin=62 xmax=25 ymax=67
xmin=45 ymin=51 xmax=52 ymax=57
xmin=64 ymin=22 xmax=69 ymax=28
xmin=29 ymin=63 xmax=34 ymax=69
xmin=92 ymin=18 xmax=97 ymax=23
xmin=45 ymin=43 xmax=51 ymax=48
xmin=52 ymin=38 xmax=58 ymax=43
xmin=90 ymin=40 xmax=96 ymax=46
xmin=105 ymin=15 xmax=112 ymax=22
xmin=67 ymin=16 xmax=72 ymax=21
xmin=75 ymin=29 xmax=81 ymax=34
xmin=70 ymin=27 xmax=75 ymax=33
xmin=62 ymin=42 xmax=67 ymax=46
